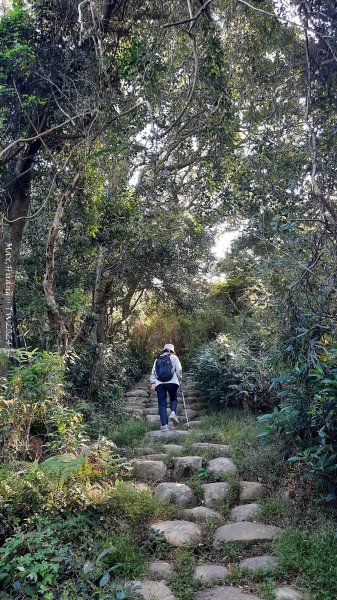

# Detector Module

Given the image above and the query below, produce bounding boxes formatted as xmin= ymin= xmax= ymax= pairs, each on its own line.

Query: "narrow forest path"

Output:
xmin=118 ymin=375 xmax=308 ymax=600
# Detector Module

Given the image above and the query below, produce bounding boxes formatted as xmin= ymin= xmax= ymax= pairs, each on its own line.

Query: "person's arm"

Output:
xmin=175 ymin=356 xmax=183 ymax=382
xmin=150 ymin=360 xmax=157 ymax=387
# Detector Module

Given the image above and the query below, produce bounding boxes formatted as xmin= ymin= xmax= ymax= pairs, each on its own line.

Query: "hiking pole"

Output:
xmin=179 ymin=383 xmax=190 ymax=430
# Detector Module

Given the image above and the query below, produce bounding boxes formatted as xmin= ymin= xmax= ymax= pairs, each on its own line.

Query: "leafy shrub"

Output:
xmin=0 ymin=439 xmax=131 ymax=520
xmin=0 ymin=514 xmax=139 ymax=599
xmin=90 ymin=343 xmax=142 ymax=397
xmin=258 ymin=347 xmax=337 ymax=498
xmin=0 ymin=350 xmax=85 ymax=459
xmin=191 ymin=337 xmax=272 ymax=411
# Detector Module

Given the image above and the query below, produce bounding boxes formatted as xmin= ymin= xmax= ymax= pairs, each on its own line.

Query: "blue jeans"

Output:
xmin=156 ymin=383 xmax=179 ymax=426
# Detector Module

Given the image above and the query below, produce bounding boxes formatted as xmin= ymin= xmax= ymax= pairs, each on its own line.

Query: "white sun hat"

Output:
xmin=163 ymin=343 xmax=175 ymax=352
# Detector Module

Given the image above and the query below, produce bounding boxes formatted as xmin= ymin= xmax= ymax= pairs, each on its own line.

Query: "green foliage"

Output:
xmin=275 ymin=528 xmax=337 ymax=600
xmin=191 ymin=337 xmax=272 ymax=411
xmin=0 ymin=439 xmax=131 ymax=519
xmin=258 ymin=347 xmax=337 ymax=498
xmin=0 ymin=513 xmax=139 ymax=599
xmin=0 ymin=350 xmax=86 ymax=459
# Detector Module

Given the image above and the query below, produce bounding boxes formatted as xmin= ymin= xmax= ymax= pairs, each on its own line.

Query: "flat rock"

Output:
xmin=125 ymin=400 xmax=147 ymax=407
xmin=130 ymin=579 xmax=176 ymax=599
xmin=203 ymin=482 xmax=230 ymax=508
xmin=126 ymin=390 xmax=149 ymax=398
xmin=239 ymin=481 xmax=266 ymax=502
xmin=139 ymin=454 xmax=167 ymax=461
xmin=137 ymin=446 xmax=155 ymax=455
xmin=194 ymin=586 xmax=262 ymax=600
xmin=145 ymin=407 xmax=161 ymax=415
xmin=125 ymin=398 xmax=148 ymax=406
xmin=163 ymin=444 xmax=184 ymax=454
xmin=183 ymin=506 xmax=223 ymax=524
xmin=213 ymin=522 xmax=281 ymax=547
xmin=194 ymin=564 xmax=228 ymax=584
xmin=239 ymin=555 xmax=277 ymax=572
xmin=173 ymin=456 xmax=203 ymax=480
xmin=132 ymin=460 xmax=168 ymax=482
xmin=146 ymin=414 xmax=161 ymax=423
xmin=275 ymin=586 xmax=308 ymax=600
xmin=148 ymin=560 xmax=174 ymax=582
xmin=145 ymin=430 xmax=191 ymax=441
xmin=230 ymin=503 xmax=260 ymax=522
xmin=185 ymin=421 xmax=202 ymax=429
xmin=150 ymin=520 xmax=202 ymax=547
xmin=154 ymin=482 xmax=195 ymax=507
xmin=184 ymin=408 xmax=199 ymax=419
xmin=192 ymin=443 xmax=231 ymax=456
xmin=207 ymin=457 xmax=237 ymax=476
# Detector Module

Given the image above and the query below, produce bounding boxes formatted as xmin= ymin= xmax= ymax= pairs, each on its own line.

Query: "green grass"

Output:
xmin=193 ymin=411 xmax=286 ymax=485
xmin=101 ymin=531 xmax=148 ymax=579
xmin=111 ymin=420 xmax=151 ymax=448
xmin=258 ymin=493 xmax=296 ymax=527
xmin=274 ymin=527 xmax=337 ymax=600
xmin=170 ymin=549 xmax=196 ymax=600
xmin=108 ymin=481 xmax=177 ymax=528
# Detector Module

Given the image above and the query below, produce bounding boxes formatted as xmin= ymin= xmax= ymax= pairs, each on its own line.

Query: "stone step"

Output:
xmin=172 ymin=456 xmax=203 ymax=480
xmin=131 ymin=459 xmax=168 ymax=482
xmin=138 ymin=454 xmax=167 ymax=461
xmin=154 ymin=482 xmax=195 ymax=507
xmin=144 ymin=430 xmax=192 ymax=441
xmin=146 ymin=415 xmax=161 ymax=423
xmin=183 ymin=506 xmax=223 ymax=524
xmin=239 ymin=481 xmax=267 ymax=502
xmin=194 ymin=586 xmax=262 ymax=600
xmin=213 ymin=522 xmax=281 ymax=547
xmin=126 ymin=390 xmax=150 ymax=398
xmin=185 ymin=420 xmax=202 ymax=429
xmin=274 ymin=586 xmax=308 ymax=600
xmin=203 ymin=482 xmax=230 ymax=508
xmin=148 ymin=560 xmax=173 ymax=582
xmin=146 ymin=409 xmax=200 ymax=424
xmin=192 ymin=443 xmax=231 ymax=456
xmin=150 ymin=520 xmax=202 ymax=547
xmin=125 ymin=409 xmax=144 ymax=418
xmin=162 ymin=444 xmax=184 ymax=454
xmin=239 ymin=554 xmax=277 ymax=572
xmin=194 ymin=564 xmax=228 ymax=585
xmin=146 ymin=401 xmax=204 ymax=410
xmin=130 ymin=580 xmax=176 ymax=600
xmin=124 ymin=399 xmax=148 ymax=407
xmin=207 ymin=457 xmax=237 ymax=476
xmin=230 ymin=503 xmax=260 ymax=522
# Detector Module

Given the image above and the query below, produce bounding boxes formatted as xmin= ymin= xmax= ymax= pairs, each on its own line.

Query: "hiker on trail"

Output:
xmin=150 ymin=343 xmax=182 ymax=432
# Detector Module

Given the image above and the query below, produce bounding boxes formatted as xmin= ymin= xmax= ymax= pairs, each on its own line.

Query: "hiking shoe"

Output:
xmin=169 ymin=411 xmax=179 ymax=424
xmin=161 ymin=424 xmax=170 ymax=432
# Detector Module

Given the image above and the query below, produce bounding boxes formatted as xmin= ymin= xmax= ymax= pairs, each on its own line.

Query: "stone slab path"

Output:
xmin=120 ymin=373 xmax=308 ymax=600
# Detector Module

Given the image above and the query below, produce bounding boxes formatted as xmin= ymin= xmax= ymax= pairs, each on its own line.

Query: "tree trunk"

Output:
xmin=43 ymin=171 xmax=83 ymax=355
xmin=0 ymin=141 xmax=40 ymax=374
